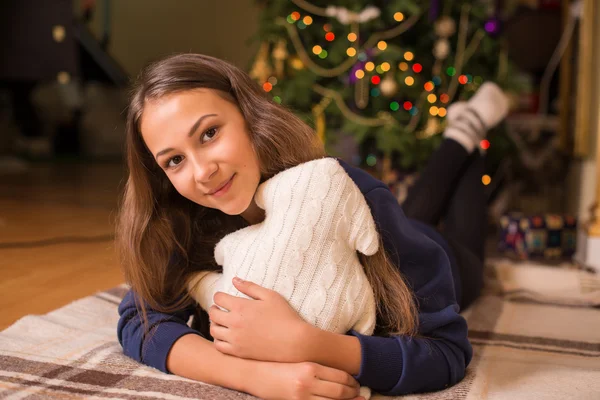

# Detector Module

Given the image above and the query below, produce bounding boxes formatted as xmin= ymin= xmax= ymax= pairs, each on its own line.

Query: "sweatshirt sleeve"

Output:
xmin=349 ymin=186 xmax=473 ymax=395
xmin=117 ymin=289 xmax=201 ymax=373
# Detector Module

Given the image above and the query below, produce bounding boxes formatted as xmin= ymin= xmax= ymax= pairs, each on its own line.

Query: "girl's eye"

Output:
xmin=167 ymin=155 xmax=183 ymax=168
xmin=201 ymin=127 xmax=218 ymax=143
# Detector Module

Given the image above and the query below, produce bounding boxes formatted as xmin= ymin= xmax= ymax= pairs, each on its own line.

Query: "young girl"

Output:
xmin=117 ymin=53 xmax=508 ymax=400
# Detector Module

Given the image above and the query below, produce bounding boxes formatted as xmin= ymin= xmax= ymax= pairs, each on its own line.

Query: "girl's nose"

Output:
xmin=192 ymin=157 xmax=218 ymax=184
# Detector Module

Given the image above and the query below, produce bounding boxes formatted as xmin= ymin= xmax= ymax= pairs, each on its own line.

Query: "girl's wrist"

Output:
xmin=304 ymin=325 xmax=362 ymax=375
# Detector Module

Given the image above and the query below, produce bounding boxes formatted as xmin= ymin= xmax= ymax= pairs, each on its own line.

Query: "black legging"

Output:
xmin=402 ymin=139 xmax=485 ymax=310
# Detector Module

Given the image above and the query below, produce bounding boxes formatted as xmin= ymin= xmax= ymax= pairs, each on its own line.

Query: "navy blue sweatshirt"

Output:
xmin=117 ymin=159 xmax=473 ymax=396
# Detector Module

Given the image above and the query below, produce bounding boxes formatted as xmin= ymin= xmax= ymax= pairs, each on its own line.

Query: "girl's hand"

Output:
xmin=209 ymin=277 xmax=311 ymax=362
xmin=249 ymin=361 xmax=364 ymax=400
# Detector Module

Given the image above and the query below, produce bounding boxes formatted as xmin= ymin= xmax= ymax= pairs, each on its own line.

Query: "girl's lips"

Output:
xmin=210 ymin=174 xmax=234 ymax=197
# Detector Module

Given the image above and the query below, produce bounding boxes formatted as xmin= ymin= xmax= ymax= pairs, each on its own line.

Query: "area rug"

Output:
xmin=1 ymin=259 xmax=599 ymax=399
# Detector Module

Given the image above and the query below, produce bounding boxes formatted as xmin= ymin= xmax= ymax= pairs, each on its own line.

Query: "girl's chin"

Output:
xmin=220 ymin=199 xmax=253 ymax=217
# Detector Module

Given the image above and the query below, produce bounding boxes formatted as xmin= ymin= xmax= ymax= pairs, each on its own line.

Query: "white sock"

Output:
xmin=443 ymin=102 xmax=481 ymax=153
xmin=443 ymin=82 xmax=510 ymax=153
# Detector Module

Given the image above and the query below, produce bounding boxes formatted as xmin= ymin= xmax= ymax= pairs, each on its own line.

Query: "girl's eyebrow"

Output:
xmin=187 ymin=113 xmax=217 ymax=137
xmin=155 ymin=113 xmax=218 ymax=159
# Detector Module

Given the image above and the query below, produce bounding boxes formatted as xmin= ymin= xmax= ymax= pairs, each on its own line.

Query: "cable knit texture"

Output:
xmin=188 ymin=158 xmax=379 ymax=335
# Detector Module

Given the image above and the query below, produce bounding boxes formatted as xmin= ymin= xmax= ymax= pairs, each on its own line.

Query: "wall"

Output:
xmin=567 ymin=1 xmax=599 ymax=220
xmin=77 ymin=0 xmax=261 ymax=74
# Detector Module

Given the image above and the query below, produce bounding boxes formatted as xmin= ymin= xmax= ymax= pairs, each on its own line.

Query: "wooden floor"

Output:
xmin=0 ymin=161 xmax=126 ymax=330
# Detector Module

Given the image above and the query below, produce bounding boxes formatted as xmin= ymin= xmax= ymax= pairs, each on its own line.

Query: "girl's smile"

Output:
xmin=208 ymin=174 xmax=235 ymax=197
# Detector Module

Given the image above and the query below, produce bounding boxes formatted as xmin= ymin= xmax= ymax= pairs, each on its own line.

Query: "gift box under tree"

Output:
xmin=498 ymin=213 xmax=577 ymax=260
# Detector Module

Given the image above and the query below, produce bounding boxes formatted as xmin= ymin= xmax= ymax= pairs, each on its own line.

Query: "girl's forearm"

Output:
xmin=166 ymin=333 xmax=256 ymax=394
xmin=304 ymin=325 xmax=362 ymax=375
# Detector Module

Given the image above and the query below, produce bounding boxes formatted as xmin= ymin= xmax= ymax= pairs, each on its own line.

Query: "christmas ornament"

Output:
xmin=272 ymin=39 xmax=288 ymax=77
xmin=425 ymin=117 xmax=441 ymax=136
xmin=433 ymin=39 xmax=450 ymax=60
xmin=484 ymin=17 xmax=501 ymax=36
xmin=435 ymin=16 xmax=456 ymax=37
xmin=289 ymin=56 xmax=304 ymax=70
xmin=380 ymin=73 xmax=399 ymax=97
xmin=325 ymin=5 xmax=380 ymax=25
xmin=250 ymin=42 xmax=272 ymax=83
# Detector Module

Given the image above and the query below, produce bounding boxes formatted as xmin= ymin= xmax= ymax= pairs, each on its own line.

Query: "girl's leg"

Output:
xmin=403 ymin=82 xmax=509 ymax=246
xmin=402 ymin=138 xmax=473 ymax=226
xmin=441 ymin=152 xmax=487 ymax=310
xmin=442 ymin=151 xmax=487 ymax=262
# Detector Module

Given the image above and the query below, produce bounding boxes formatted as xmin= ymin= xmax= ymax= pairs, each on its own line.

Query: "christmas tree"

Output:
xmin=249 ymin=0 xmax=520 ymax=176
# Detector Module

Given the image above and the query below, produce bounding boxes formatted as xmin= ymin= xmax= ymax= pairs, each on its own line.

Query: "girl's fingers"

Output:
xmin=213 ymin=291 xmax=249 ymax=311
xmin=232 ymin=277 xmax=273 ymax=300
xmin=309 ymin=397 xmax=360 ymax=400
xmin=209 ymin=322 xmax=229 ymax=341
xmin=312 ymin=379 xmax=361 ymax=399
xmin=213 ymin=338 xmax=234 ymax=355
xmin=208 ymin=305 xmax=232 ymax=327
xmin=314 ymin=365 xmax=360 ymax=388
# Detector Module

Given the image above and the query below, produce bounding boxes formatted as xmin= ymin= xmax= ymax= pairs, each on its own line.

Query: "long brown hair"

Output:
xmin=116 ymin=53 xmax=416 ymax=336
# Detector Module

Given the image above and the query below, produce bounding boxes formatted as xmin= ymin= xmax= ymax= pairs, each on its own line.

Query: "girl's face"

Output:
xmin=140 ymin=89 xmax=262 ymax=220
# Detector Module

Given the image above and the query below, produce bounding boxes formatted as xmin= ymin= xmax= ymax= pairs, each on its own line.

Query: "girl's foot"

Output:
xmin=443 ymin=82 xmax=510 ymax=153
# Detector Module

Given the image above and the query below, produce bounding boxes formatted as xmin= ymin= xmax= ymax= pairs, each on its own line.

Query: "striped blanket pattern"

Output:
xmin=1 ymin=260 xmax=599 ymax=399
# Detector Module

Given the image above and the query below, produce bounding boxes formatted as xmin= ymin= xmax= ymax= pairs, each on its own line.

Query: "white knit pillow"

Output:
xmin=188 ymin=158 xmax=379 ymax=335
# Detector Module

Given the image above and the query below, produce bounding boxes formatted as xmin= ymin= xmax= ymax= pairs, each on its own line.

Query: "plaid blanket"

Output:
xmin=1 ymin=260 xmax=599 ymax=399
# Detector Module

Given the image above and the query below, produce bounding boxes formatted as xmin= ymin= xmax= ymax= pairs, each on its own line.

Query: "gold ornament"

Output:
xmin=416 ymin=117 xmax=443 ymax=139
xmin=289 ymin=56 xmax=304 ymax=70
xmin=435 ymin=16 xmax=456 ymax=37
xmin=425 ymin=117 xmax=441 ymax=136
xmin=433 ymin=38 xmax=450 ymax=60
xmin=380 ymin=73 xmax=398 ymax=97
xmin=313 ymin=107 xmax=326 ymax=144
xmin=249 ymin=42 xmax=272 ymax=83
xmin=52 ymin=25 xmax=66 ymax=42
xmin=312 ymin=96 xmax=332 ymax=144
xmin=272 ymin=39 xmax=288 ymax=78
